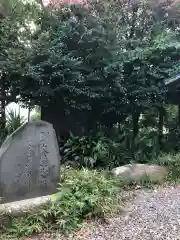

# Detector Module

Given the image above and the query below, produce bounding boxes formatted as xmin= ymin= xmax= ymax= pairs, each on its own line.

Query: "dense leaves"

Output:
xmin=6 ymin=108 xmax=26 ymax=135
xmin=21 ymin=4 xmax=126 ymax=128
xmin=19 ymin=1 xmax=180 ymax=131
xmin=0 ymin=0 xmax=41 ymax=102
xmin=1 ymin=0 xmax=180 ymax=152
xmin=8 ymin=167 xmax=120 ymax=236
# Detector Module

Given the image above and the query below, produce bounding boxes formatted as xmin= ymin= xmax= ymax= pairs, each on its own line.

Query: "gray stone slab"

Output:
xmin=0 ymin=120 xmax=60 ymax=203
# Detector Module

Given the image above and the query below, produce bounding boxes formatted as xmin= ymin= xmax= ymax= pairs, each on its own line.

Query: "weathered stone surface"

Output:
xmin=112 ymin=164 xmax=168 ymax=183
xmin=0 ymin=120 xmax=60 ymax=203
xmin=0 ymin=195 xmax=57 ymax=230
xmin=0 ymin=195 xmax=56 ymax=217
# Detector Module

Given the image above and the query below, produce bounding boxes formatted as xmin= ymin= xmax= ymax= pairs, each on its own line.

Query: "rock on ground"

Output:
xmin=31 ymin=185 xmax=180 ymax=240
xmin=0 ymin=120 xmax=60 ymax=203
xmin=112 ymin=164 xmax=168 ymax=183
xmin=0 ymin=195 xmax=56 ymax=217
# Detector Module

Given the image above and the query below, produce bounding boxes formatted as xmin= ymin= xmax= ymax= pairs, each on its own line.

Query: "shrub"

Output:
xmin=164 ymin=121 xmax=180 ymax=152
xmin=133 ymin=127 xmax=160 ymax=163
xmin=31 ymin=106 xmax=41 ymax=121
xmin=0 ymin=109 xmax=25 ymax=147
xmin=60 ymin=133 xmax=134 ymax=169
xmin=156 ymin=152 xmax=180 ymax=180
xmin=8 ymin=167 xmax=120 ymax=237
xmin=0 ymin=129 xmax=8 ymax=146
xmin=6 ymin=109 xmax=26 ymax=135
xmin=31 ymin=112 xmax=41 ymax=121
xmin=61 ymin=134 xmax=112 ymax=168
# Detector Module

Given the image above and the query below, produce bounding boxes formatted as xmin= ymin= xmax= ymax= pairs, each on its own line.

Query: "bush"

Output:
xmin=31 ymin=106 xmax=41 ymax=121
xmin=61 ymin=134 xmax=110 ymax=168
xmin=164 ymin=121 xmax=180 ymax=152
xmin=8 ymin=167 xmax=120 ymax=237
xmin=0 ymin=109 xmax=25 ymax=147
xmin=31 ymin=112 xmax=41 ymax=121
xmin=60 ymin=133 xmax=134 ymax=169
xmin=133 ymin=127 xmax=160 ymax=163
xmin=6 ymin=109 xmax=26 ymax=135
xmin=0 ymin=129 xmax=8 ymax=146
xmin=156 ymin=152 xmax=180 ymax=180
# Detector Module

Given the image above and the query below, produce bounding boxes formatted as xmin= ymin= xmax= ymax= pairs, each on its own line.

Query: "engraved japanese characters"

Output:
xmin=0 ymin=121 xmax=60 ymax=203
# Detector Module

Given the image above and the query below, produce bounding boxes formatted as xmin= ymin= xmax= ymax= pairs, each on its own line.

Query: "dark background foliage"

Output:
xmin=1 ymin=0 xmax=180 ymax=167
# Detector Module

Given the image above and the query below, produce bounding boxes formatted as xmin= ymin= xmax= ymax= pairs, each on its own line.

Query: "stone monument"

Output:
xmin=0 ymin=120 xmax=60 ymax=203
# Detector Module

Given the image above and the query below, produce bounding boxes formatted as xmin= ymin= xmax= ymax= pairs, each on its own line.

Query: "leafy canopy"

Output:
xmin=2 ymin=0 xmax=180 ymax=130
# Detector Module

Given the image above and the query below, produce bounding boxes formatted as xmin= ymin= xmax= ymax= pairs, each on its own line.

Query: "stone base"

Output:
xmin=0 ymin=195 xmax=56 ymax=229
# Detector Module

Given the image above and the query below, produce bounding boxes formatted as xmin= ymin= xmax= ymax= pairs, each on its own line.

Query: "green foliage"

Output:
xmin=156 ymin=153 xmax=180 ymax=181
xmin=31 ymin=112 xmax=41 ymax=121
xmin=31 ymin=106 xmax=41 ymax=121
xmin=19 ymin=0 xmax=176 ymax=132
xmin=61 ymin=134 xmax=111 ymax=168
xmin=133 ymin=127 xmax=160 ymax=163
xmin=0 ymin=0 xmax=40 ymax=104
xmin=124 ymin=172 xmax=162 ymax=189
xmin=0 ymin=129 xmax=8 ymax=146
xmin=1 ymin=0 xmax=180 ymax=169
xmin=61 ymin=126 xmax=161 ymax=169
xmin=0 ymin=108 xmax=26 ymax=146
xmin=162 ymin=105 xmax=180 ymax=152
xmin=21 ymin=3 xmax=126 ymax=128
xmin=1 ymin=0 xmax=180 ymax=139
xmin=164 ymin=123 xmax=180 ymax=152
xmin=61 ymin=132 xmax=137 ymax=168
xmin=8 ymin=167 xmax=120 ymax=237
xmin=6 ymin=108 xmax=26 ymax=135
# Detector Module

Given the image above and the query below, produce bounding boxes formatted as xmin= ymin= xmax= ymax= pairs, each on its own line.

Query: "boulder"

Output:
xmin=112 ymin=164 xmax=168 ymax=183
xmin=0 ymin=194 xmax=57 ymax=229
xmin=0 ymin=120 xmax=60 ymax=203
xmin=0 ymin=194 xmax=56 ymax=217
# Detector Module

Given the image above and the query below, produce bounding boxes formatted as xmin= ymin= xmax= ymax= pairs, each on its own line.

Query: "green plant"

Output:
xmin=31 ymin=106 xmax=41 ymax=121
xmin=61 ymin=134 xmax=111 ymax=168
xmin=133 ymin=127 xmax=160 ymax=163
xmin=156 ymin=153 xmax=180 ymax=181
xmin=126 ymin=172 xmax=163 ymax=189
xmin=31 ymin=111 xmax=41 ymax=121
xmin=0 ymin=128 xmax=8 ymax=146
xmin=163 ymin=108 xmax=180 ymax=152
xmin=6 ymin=108 xmax=26 ymax=135
xmin=19 ymin=0 xmax=176 ymax=135
xmin=8 ymin=167 xmax=120 ymax=237
xmin=61 ymin=127 xmax=161 ymax=169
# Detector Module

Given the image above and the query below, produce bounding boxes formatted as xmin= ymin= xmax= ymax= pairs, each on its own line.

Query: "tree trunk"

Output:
xmin=0 ymin=73 xmax=6 ymax=130
xmin=158 ymin=107 xmax=164 ymax=149
xmin=131 ymin=110 xmax=140 ymax=156
xmin=28 ymin=106 xmax=31 ymax=122
xmin=178 ymin=104 xmax=180 ymax=124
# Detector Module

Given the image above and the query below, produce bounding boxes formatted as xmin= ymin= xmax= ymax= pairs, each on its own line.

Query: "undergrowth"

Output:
xmin=4 ymin=152 xmax=180 ymax=238
xmin=6 ymin=167 xmax=121 ymax=238
xmin=156 ymin=152 xmax=180 ymax=181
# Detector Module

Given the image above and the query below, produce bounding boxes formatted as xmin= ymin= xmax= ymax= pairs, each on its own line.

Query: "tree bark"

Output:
xmin=158 ymin=107 xmax=164 ymax=149
xmin=0 ymin=73 xmax=6 ymax=130
xmin=178 ymin=104 xmax=180 ymax=124
xmin=131 ymin=110 xmax=140 ymax=155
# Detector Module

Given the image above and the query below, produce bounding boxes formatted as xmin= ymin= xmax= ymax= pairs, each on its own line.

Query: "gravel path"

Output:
xmin=29 ymin=186 xmax=180 ymax=240
xmin=87 ymin=186 xmax=180 ymax=240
